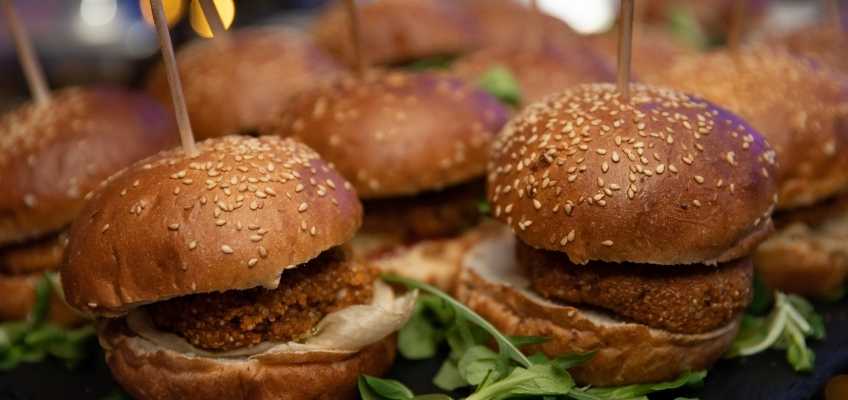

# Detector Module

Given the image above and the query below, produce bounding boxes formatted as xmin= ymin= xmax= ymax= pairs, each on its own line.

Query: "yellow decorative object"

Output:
xmin=140 ymin=0 xmax=186 ymax=27
xmin=189 ymin=0 xmax=235 ymax=38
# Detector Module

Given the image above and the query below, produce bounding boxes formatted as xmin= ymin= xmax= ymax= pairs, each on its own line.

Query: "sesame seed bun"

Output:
xmin=264 ymin=71 xmax=509 ymax=198
xmin=487 ymin=83 xmax=778 ymax=265
xmin=0 ymin=87 xmax=177 ymax=245
xmin=768 ymin=25 xmax=848 ymax=76
xmin=98 ymin=318 xmax=396 ymax=400
xmin=463 ymin=0 xmax=577 ymax=49
xmin=451 ymin=40 xmax=614 ymax=106
xmin=146 ymin=28 xmax=345 ymax=140
xmin=456 ymin=231 xmax=740 ymax=386
xmin=60 ymin=136 xmax=362 ymax=316
xmin=649 ymin=47 xmax=848 ymax=209
xmin=312 ymin=0 xmax=481 ymax=66
xmin=585 ymin=27 xmax=697 ymax=78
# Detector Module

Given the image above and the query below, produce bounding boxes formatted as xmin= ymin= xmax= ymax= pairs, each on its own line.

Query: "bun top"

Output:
xmin=770 ymin=25 xmax=848 ymax=75
xmin=264 ymin=70 xmax=509 ymax=198
xmin=146 ymin=28 xmax=345 ymax=139
xmin=0 ymin=86 xmax=177 ymax=245
xmin=464 ymin=0 xmax=576 ymax=49
xmin=60 ymin=136 xmax=362 ymax=316
xmin=651 ymin=47 xmax=848 ymax=209
xmin=313 ymin=0 xmax=481 ymax=66
xmin=487 ymin=83 xmax=778 ymax=266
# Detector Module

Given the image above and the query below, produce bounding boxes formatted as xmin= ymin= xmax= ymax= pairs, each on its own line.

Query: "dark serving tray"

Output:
xmin=1 ymin=297 xmax=846 ymax=400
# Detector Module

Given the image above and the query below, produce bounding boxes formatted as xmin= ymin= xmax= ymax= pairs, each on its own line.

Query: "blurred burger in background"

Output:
xmin=264 ymin=70 xmax=509 ymax=290
xmin=652 ymin=46 xmax=848 ymax=298
xmin=0 ymin=87 xmax=176 ymax=325
xmin=146 ymin=27 xmax=346 ymax=139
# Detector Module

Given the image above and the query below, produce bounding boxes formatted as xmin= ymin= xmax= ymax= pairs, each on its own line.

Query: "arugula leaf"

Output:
xmin=433 ymin=360 xmax=467 ymax=391
xmin=747 ymin=275 xmax=773 ymax=316
xmin=572 ymin=371 xmax=706 ymax=400
xmin=727 ymin=292 xmax=824 ymax=372
xmin=664 ymin=4 xmax=709 ymax=49
xmin=361 ymin=376 xmax=415 ymax=400
xmin=477 ymin=65 xmax=522 ymax=107
xmin=399 ymin=295 xmax=455 ymax=360
xmin=465 ymin=364 xmax=574 ymax=400
xmin=383 ymin=274 xmax=533 ymax=368
xmin=0 ymin=274 xmax=95 ymax=371
xmin=477 ymin=200 xmax=492 ymax=216
xmin=458 ymin=345 xmax=510 ymax=386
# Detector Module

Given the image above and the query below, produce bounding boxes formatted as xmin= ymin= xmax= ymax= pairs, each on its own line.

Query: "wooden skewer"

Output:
xmin=344 ymin=0 xmax=365 ymax=77
xmin=2 ymin=0 xmax=49 ymax=106
xmin=617 ymin=0 xmax=634 ymax=101
xmin=529 ymin=0 xmax=539 ymax=13
xmin=727 ymin=0 xmax=747 ymax=52
xmin=198 ymin=0 xmax=227 ymax=39
xmin=150 ymin=0 xmax=197 ymax=155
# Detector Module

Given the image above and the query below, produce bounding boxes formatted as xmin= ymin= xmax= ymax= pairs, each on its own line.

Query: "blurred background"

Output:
xmin=0 ymin=0 xmax=843 ymax=111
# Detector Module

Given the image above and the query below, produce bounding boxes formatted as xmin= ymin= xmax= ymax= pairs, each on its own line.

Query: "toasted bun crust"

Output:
xmin=464 ymin=0 xmax=576 ymax=49
xmin=265 ymin=71 xmax=509 ymax=198
xmin=451 ymin=40 xmax=614 ymax=106
xmin=586 ymin=27 xmax=696 ymax=78
xmin=60 ymin=136 xmax=362 ymax=316
xmin=487 ymin=83 xmax=778 ymax=265
xmin=456 ymin=231 xmax=740 ymax=386
xmin=0 ymin=87 xmax=177 ymax=245
xmin=0 ymin=273 xmax=84 ymax=326
xmin=313 ymin=0 xmax=480 ymax=66
xmin=100 ymin=319 xmax=396 ymax=400
xmin=769 ymin=25 xmax=848 ymax=75
xmin=0 ymin=232 xmax=65 ymax=275
xmin=146 ymin=28 xmax=345 ymax=140
xmin=650 ymin=47 xmax=848 ymax=209
xmin=755 ymin=214 xmax=848 ymax=299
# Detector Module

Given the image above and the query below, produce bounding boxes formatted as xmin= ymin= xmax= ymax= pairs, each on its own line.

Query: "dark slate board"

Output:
xmin=1 ymin=297 xmax=846 ymax=400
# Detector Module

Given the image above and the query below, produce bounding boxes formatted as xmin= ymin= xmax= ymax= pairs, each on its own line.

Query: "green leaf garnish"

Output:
xmin=0 ymin=273 xmax=95 ymax=371
xmin=570 ymin=371 xmax=706 ymax=400
xmin=477 ymin=65 xmax=522 ymax=107
xmin=384 ymin=274 xmax=532 ymax=368
xmin=727 ymin=292 xmax=824 ymax=372
xmin=465 ymin=364 xmax=574 ymax=400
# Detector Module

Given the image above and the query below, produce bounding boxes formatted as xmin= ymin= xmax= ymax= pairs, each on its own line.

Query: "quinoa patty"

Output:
xmin=362 ymin=179 xmax=484 ymax=241
xmin=149 ymin=246 xmax=377 ymax=351
xmin=518 ymin=242 xmax=753 ymax=334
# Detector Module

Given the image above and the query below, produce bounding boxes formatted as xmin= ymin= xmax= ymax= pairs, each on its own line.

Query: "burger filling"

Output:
xmin=149 ymin=247 xmax=378 ymax=351
xmin=517 ymin=241 xmax=753 ymax=334
xmin=362 ymin=179 xmax=484 ymax=242
xmin=0 ymin=231 xmax=66 ymax=275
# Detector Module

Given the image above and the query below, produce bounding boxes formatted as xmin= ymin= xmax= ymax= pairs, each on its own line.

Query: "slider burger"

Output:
xmin=586 ymin=26 xmax=697 ymax=78
xmin=60 ymin=136 xmax=415 ymax=399
xmin=652 ymin=47 xmax=848 ymax=297
xmin=451 ymin=38 xmax=614 ymax=107
xmin=147 ymin=28 xmax=346 ymax=139
xmin=456 ymin=83 xmax=778 ymax=386
xmin=0 ymin=87 xmax=176 ymax=325
xmin=313 ymin=0 xmax=481 ymax=67
xmin=461 ymin=0 xmax=577 ymax=50
xmin=263 ymin=71 xmax=509 ymax=290
xmin=767 ymin=24 xmax=848 ymax=76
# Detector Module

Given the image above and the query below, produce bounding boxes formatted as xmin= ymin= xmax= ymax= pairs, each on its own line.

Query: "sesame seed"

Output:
xmin=298 ymin=202 xmax=308 ymax=212
xmin=188 ymin=241 xmax=197 ymax=250
xmin=694 ymin=176 xmax=705 ymax=184
xmin=601 ymin=240 xmax=614 ymax=247
xmin=101 ymin=224 xmax=110 ymax=233
xmin=248 ymin=258 xmax=258 ymax=267
xmin=533 ymin=199 xmax=542 ymax=210
xmin=221 ymin=245 xmax=234 ymax=254
xmin=168 ymin=223 xmax=180 ymax=230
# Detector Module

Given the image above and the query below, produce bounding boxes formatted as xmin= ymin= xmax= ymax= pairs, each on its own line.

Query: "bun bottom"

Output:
xmin=456 ymin=229 xmax=740 ymax=386
xmin=0 ymin=273 xmax=83 ymax=326
xmin=99 ymin=319 xmax=397 ymax=400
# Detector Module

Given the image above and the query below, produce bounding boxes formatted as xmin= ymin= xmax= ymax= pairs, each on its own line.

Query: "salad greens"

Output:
xmin=0 ymin=273 xmax=94 ymax=370
xmin=370 ymin=274 xmax=706 ymax=400
xmin=477 ymin=65 xmax=522 ymax=107
xmin=727 ymin=291 xmax=824 ymax=372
